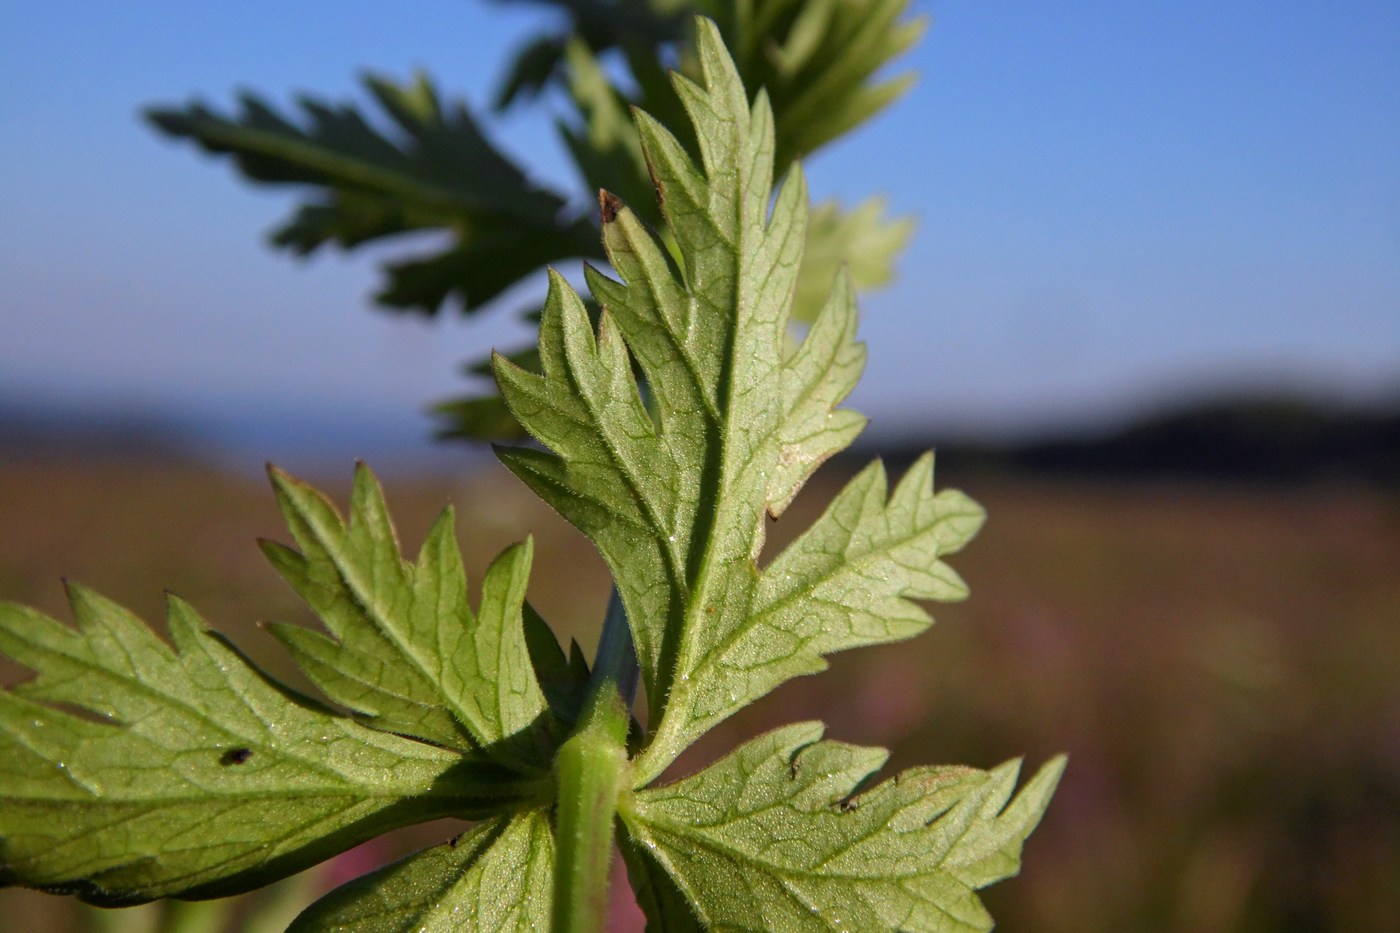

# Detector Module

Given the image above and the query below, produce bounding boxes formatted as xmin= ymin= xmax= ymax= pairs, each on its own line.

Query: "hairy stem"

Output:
xmin=551 ymin=590 xmax=636 ymax=932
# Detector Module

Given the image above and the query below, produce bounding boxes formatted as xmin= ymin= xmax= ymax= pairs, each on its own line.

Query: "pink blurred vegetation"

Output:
xmin=2 ymin=455 xmax=1397 ymax=931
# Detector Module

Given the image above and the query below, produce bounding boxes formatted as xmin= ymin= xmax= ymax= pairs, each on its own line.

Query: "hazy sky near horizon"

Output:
xmin=3 ymin=0 xmax=1398 ymax=445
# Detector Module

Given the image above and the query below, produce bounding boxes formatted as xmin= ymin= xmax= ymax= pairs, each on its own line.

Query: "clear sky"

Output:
xmin=3 ymin=0 xmax=1397 ymax=460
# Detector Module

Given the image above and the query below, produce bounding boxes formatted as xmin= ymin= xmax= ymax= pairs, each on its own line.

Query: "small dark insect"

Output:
xmin=220 ymin=747 xmax=254 ymax=766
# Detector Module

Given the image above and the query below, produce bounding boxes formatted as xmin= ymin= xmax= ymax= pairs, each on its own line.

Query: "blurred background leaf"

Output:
xmin=146 ymin=0 xmax=923 ymax=442
xmin=146 ymin=74 xmax=602 ymax=316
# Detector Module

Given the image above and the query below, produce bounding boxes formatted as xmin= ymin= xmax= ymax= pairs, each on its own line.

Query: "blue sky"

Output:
xmin=2 ymin=0 xmax=1397 ymax=459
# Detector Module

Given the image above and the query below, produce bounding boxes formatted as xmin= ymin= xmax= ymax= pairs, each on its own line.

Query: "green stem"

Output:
xmin=551 ymin=589 xmax=637 ymax=932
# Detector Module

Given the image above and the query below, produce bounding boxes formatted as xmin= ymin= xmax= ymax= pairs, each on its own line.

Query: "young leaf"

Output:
xmin=289 ymin=809 xmax=554 ymax=932
xmin=494 ymin=19 xmax=972 ymax=781
xmin=490 ymin=0 xmax=688 ymax=111
xmin=793 ymin=197 xmax=915 ymax=324
xmin=262 ymin=464 xmax=556 ymax=771
xmin=0 ymin=590 xmax=527 ymax=904
xmin=622 ymin=723 xmax=1066 ymax=933
xmin=705 ymin=0 xmax=924 ymax=167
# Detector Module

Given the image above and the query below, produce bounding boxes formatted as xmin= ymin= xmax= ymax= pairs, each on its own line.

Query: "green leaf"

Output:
xmin=0 ymin=589 xmax=525 ymax=904
xmin=493 ymin=35 xmax=570 ymax=111
xmin=559 ymin=39 xmax=661 ymax=230
xmin=793 ymin=198 xmax=915 ymax=324
xmin=146 ymin=73 xmax=600 ymax=314
xmin=289 ymin=809 xmax=554 ymax=932
xmin=494 ymin=15 xmax=820 ymax=748
xmin=674 ymin=454 xmax=983 ymax=761
xmin=520 ymin=604 xmax=591 ymax=729
xmin=704 ymin=0 xmax=924 ymax=167
xmin=494 ymin=19 xmax=969 ymax=781
xmin=623 ymin=723 xmax=1066 ymax=933
xmin=263 ymin=464 xmax=556 ymax=771
xmin=489 ymin=0 xmax=690 ymax=112
xmin=619 ymin=832 xmax=704 ymax=932
xmin=432 ymin=392 xmax=530 ymax=443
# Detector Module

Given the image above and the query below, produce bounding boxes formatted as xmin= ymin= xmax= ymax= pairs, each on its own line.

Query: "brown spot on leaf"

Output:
xmin=599 ymin=190 xmax=622 ymax=224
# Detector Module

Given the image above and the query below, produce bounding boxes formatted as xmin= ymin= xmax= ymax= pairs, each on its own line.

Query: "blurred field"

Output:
xmin=2 ymin=453 xmax=1397 ymax=931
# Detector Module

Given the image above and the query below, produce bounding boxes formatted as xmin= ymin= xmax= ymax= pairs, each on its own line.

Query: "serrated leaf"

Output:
xmin=0 ymin=590 xmax=526 ymax=904
xmin=522 ymin=603 xmax=592 ymax=730
xmin=494 ymin=20 xmax=971 ymax=781
xmin=509 ymin=1 xmax=922 ymax=169
xmin=146 ymin=74 xmax=600 ymax=314
xmin=676 ymin=454 xmax=984 ymax=755
xmin=263 ymin=464 xmax=555 ymax=771
xmin=624 ymin=723 xmax=1065 ymax=933
xmin=289 ymin=809 xmax=554 ymax=932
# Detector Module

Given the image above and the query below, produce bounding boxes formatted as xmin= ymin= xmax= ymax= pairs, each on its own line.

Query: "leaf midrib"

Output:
xmin=681 ymin=511 xmax=946 ymax=694
xmin=639 ymin=79 xmax=803 ymax=784
xmin=8 ymin=645 xmax=386 ymax=785
xmin=309 ymin=517 xmax=495 ymax=754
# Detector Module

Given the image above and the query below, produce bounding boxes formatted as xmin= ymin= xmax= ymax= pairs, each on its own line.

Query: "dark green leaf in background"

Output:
xmin=147 ymin=74 xmax=600 ymax=315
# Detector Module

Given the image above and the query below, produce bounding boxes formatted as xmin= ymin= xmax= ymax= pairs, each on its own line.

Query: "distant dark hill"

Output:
xmin=868 ymin=394 xmax=1400 ymax=487
xmin=0 ymin=402 xmax=197 ymax=462
xmin=6 ymin=392 xmax=1397 ymax=486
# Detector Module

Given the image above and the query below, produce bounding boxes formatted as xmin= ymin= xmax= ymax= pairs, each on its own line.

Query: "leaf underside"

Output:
xmin=0 ymin=465 xmax=557 ymax=906
xmin=288 ymin=809 xmax=554 ymax=932
xmin=262 ymin=464 xmax=556 ymax=772
xmin=495 ymin=17 xmax=983 ymax=783
xmin=625 ymin=723 xmax=1066 ymax=932
xmin=0 ymin=589 xmax=506 ymax=904
xmin=492 ymin=19 xmax=1061 ymax=929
